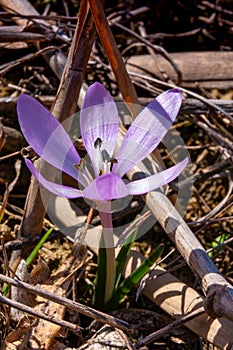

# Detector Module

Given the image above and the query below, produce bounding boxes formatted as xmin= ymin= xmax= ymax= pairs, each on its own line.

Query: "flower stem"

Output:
xmin=98 ymin=201 xmax=116 ymax=304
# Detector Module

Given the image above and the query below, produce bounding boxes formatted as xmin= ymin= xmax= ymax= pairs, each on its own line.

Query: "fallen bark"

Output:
xmin=126 ymin=52 xmax=233 ymax=89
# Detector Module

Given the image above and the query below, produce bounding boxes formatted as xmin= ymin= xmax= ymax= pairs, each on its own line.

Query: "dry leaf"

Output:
xmin=29 ymin=256 xmax=75 ymax=349
xmin=30 ymin=289 xmax=66 ymax=350
xmin=30 ymin=257 xmax=50 ymax=285
xmin=78 ymin=325 xmax=130 ymax=350
xmin=3 ymin=320 xmax=31 ymax=350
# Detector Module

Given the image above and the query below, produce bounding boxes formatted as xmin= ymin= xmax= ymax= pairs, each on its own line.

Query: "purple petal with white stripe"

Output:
xmin=113 ymin=89 xmax=182 ymax=177
xmin=126 ymin=157 xmax=188 ymax=195
xmin=17 ymin=94 xmax=81 ymax=182
xmin=80 ymin=82 xmax=119 ymax=176
xmin=25 ymin=158 xmax=83 ymax=199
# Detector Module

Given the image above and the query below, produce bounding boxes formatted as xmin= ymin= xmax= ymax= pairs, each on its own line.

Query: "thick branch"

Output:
xmin=127 ymin=164 xmax=233 ymax=322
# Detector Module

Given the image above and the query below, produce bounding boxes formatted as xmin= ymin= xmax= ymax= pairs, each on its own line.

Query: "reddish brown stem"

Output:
xmin=88 ymin=0 xmax=138 ymax=107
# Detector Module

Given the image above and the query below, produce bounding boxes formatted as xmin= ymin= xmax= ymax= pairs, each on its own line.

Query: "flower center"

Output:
xmin=74 ymin=158 xmax=93 ymax=186
xmin=94 ymin=137 xmax=117 ymax=175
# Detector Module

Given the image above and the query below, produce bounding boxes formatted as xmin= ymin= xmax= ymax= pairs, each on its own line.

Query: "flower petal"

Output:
xmin=156 ymin=88 xmax=182 ymax=120
xmin=83 ymin=173 xmax=129 ymax=201
xmin=80 ymin=82 xmax=119 ymax=176
xmin=17 ymin=94 xmax=81 ymax=182
xmin=113 ymin=89 xmax=182 ymax=177
xmin=126 ymin=157 xmax=188 ymax=195
xmin=25 ymin=158 xmax=83 ymax=198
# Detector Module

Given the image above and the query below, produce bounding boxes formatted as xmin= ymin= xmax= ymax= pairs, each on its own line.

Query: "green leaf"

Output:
xmin=106 ymin=244 xmax=164 ymax=309
xmin=2 ymin=227 xmax=54 ymax=296
xmin=208 ymin=233 xmax=230 ymax=258
xmin=115 ymin=229 xmax=138 ymax=290
xmin=26 ymin=227 xmax=54 ymax=266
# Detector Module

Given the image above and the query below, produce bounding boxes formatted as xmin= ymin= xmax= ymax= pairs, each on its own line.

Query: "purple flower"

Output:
xmin=17 ymin=82 xmax=188 ymax=202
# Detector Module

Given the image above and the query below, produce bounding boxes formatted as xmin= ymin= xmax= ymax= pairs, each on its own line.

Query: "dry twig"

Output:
xmin=0 ymin=274 xmax=132 ymax=334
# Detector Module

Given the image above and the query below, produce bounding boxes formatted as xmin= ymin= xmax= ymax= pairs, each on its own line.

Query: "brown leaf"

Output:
xmin=30 ymin=284 xmax=67 ymax=350
xmin=30 ymin=257 xmax=50 ymax=285
xmin=29 ymin=252 xmax=75 ymax=349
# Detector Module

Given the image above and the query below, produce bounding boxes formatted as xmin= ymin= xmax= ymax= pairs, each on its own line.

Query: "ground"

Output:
xmin=0 ymin=0 xmax=232 ymax=349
